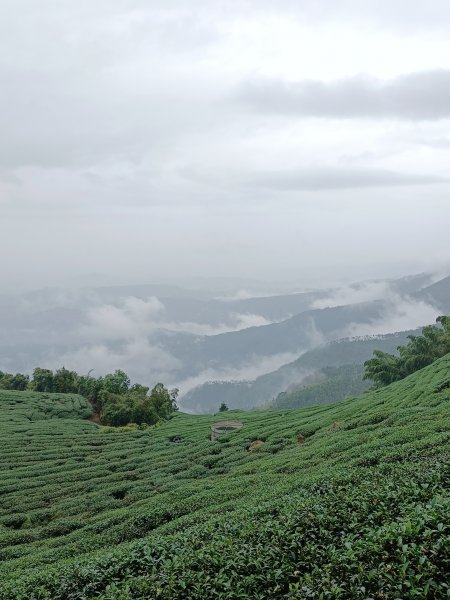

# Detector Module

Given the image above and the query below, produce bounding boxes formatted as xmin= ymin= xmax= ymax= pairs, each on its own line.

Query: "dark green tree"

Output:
xmin=101 ymin=398 xmax=133 ymax=427
xmin=1 ymin=364 xmax=178 ymax=428
xmin=101 ymin=370 xmax=130 ymax=395
xmin=363 ymin=350 xmax=405 ymax=387
xmin=76 ymin=374 xmax=103 ymax=410
xmin=149 ymin=383 xmax=178 ymax=418
xmin=364 ymin=316 xmax=450 ymax=387
xmin=0 ymin=372 xmax=29 ymax=390
xmin=53 ymin=367 xmax=78 ymax=393
xmin=30 ymin=368 xmax=55 ymax=392
xmin=100 ymin=382 xmax=178 ymax=427
xmin=131 ymin=398 xmax=159 ymax=426
xmin=129 ymin=383 xmax=150 ymax=398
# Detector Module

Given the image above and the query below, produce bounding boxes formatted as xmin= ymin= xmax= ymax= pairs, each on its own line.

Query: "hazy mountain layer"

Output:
xmin=0 ymin=273 xmax=445 ymax=393
xmin=180 ymin=330 xmax=414 ymax=412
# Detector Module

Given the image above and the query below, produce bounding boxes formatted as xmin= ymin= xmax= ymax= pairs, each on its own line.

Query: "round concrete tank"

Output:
xmin=210 ymin=420 xmax=243 ymax=441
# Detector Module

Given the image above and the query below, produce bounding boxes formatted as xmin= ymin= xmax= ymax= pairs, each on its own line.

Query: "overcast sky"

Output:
xmin=1 ymin=0 xmax=450 ymax=291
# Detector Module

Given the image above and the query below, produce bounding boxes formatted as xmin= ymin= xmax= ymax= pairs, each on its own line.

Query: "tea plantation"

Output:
xmin=0 ymin=356 xmax=449 ymax=599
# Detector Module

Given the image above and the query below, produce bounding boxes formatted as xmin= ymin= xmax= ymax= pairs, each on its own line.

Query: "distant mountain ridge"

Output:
xmin=416 ymin=275 xmax=450 ymax=313
xmin=0 ymin=272 xmax=447 ymax=395
xmin=180 ymin=329 xmax=415 ymax=412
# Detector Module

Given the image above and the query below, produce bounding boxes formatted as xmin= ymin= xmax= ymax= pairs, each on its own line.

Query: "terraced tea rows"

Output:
xmin=0 ymin=356 xmax=449 ymax=599
xmin=0 ymin=389 xmax=92 ymax=423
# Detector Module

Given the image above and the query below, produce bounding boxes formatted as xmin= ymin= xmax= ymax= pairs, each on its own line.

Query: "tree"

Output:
xmin=30 ymin=368 xmax=55 ymax=392
xmin=0 ymin=363 xmax=178 ymax=428
xmin=100 ymin=382 xmax=178 ymax=427
xmin=129 ymin=383 xmax=149 ymax=398
xmin=364 ymin=316 xmax=450 ymax=387
xmin=0 ymin=372 xmax=29 ymax=390
xmin=149 ymin=383 xmax=178 ymax=418
xmin=101 ymin=398 xmax=132 ymax=427
xmin=9 ymin=373 xmax=29 ymax=390
xmin=76 ymin=374 xmax=103 ymax=410
xmin=131 ymin=397 xmax=159 ymax=426
xmin=363 ymin=350 xmax=404 ymax=387
xmin=53 ymin=367 xmax=78 ymax=393
xmin=219 ymin=402 xmax=229 ymax=412
xmin=101 ymin=370 xmax=130 ymax=395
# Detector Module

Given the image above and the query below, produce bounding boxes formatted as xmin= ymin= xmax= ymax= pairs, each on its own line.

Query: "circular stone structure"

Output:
xmin=210 ymin=420 xmax=243 ymax=441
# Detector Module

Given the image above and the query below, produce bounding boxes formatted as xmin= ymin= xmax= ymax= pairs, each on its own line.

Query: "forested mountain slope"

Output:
xmin=165 ymin=299 xmax=403 ymax=381
xmin=0 ymin=353 xmax=449 ymax=599
xmin=271 ymin=364 xmax=370 ymax=409
xmin=181 ymin=330 xmax=414 ymax=412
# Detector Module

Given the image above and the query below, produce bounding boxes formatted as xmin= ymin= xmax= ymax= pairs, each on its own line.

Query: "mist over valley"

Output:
xmin=1 ymin=272 xmax=448 ymax=412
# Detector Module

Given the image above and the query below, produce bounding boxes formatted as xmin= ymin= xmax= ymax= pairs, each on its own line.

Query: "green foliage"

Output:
xmin=75 ymin=374 xmax=104 ymax=408
xmin=219 ymin=402 xmax=229 ymax=412
xmin=101 ymin=394 xmax=156 ymax=427
xmin=100 ymin=383 xmax=178 ymax=426
xmin=52 ymin=367 xmax=78 ymax=393
xmin=148 ymin=383 xmax=179 ymax=418
xmin=0 ymin=366 xmax=177 ymax=427
xmin=0 ymin=354 xmax=449 ymax=598
xmin=0 ymin=371 xmax=29 ymax=391
xmin=101 ymin=370 xmax=131 ymax=396
xmin=29 ymin=368 xmax=55 ymax=392
xmin=364 ymin=315 xmax=450 ymax=387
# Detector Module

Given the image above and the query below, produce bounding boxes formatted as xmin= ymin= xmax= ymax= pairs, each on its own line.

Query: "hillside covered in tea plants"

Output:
xmin=0 ymin=355 xmax=449 ymax=599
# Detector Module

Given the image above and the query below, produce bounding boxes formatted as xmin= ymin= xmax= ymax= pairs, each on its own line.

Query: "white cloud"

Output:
xmin=54 ymin=339 xmax=181 ymax=385
xmin=79 ymin=296 xmax=165 ymax=341
xmin=35 ymin=295 xmax=278 ymax=386
xmin=161 ymin=313 xmax=273 ymax=336
xmin=345 ymin=295 xmax=440 ymax=337
xmin=312 ymin=281 xmax=392 ymax=309
xmin=175 ymin=351 xmax=301 ymax=397
xmin=78 ymin=295 xmax=274 ymax=339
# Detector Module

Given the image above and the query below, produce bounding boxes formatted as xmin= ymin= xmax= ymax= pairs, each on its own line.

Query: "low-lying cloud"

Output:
xmin=55 ymin=339 xmax=181 ymax=386
xmin=25 ymin=294 xmax=277 ymax=388
xmin=313 ymin=280 xmax=442 ymax=338
xmin=1 ymin=274 xmax=447 ymax=402
xmin=175 ymin=351 xmax=301 ymax=399
xmin=78 ymin=296 xmax=165 ymax=341
xmin=78 ymin=296 xmax=273 ymax=340
xmin=311 ymin=281 xmax=392 ymax=309
xmin=345 ymin=295 xmax=441 ymax=338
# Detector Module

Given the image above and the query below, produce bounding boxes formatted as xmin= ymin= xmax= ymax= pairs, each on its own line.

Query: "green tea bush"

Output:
xmin=0 ymin=356 xmax=449 ymax=599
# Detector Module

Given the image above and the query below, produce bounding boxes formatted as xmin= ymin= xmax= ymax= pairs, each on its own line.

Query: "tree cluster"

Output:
xmin=363 ymin=316 xmax=450 ymax=387
xmin=0 ymin=367 xmax=178 ymax=426
xmin=101 ymin=382 xmax=178 ymax=426
xmin=0 ymin=372 xmax=29 ymax=391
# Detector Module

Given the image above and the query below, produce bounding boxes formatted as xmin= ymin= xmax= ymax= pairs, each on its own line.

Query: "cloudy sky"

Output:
xmin=1 ymin=0 xmax=450 ymax=290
